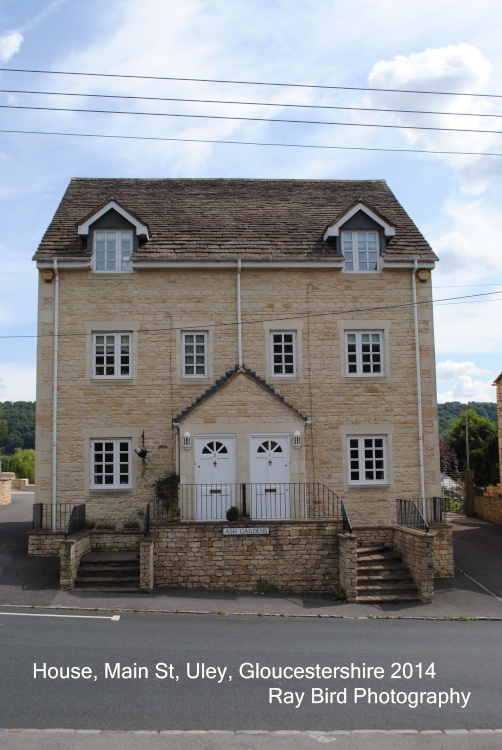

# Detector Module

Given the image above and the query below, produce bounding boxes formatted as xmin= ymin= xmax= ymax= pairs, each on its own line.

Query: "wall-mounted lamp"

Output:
xmin=294 ymin=431 xmax=302 ymax=448
xmin=183 ymin=432 xmax=192 ymax=450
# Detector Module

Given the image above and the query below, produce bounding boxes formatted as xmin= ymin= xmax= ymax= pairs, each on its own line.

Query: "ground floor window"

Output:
xmin=91 ymin=439 xmax=131 ymax=488
xmin=348 ymin=436 xmax=387 ymax=484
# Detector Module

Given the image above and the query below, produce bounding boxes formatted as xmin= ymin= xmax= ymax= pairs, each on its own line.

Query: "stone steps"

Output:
xmin=75 ymin=550 xmax=140 ymax=592
xmin=356 ymin=546 xmax=420 ymax=603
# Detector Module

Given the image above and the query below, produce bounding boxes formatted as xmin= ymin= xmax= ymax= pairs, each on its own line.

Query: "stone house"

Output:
xmin=31 ymin=178 xmax=447 ymax=597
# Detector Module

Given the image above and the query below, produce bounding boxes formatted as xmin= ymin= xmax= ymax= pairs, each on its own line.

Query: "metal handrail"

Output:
xmin=341 ymin=500 xmax=352 ymax=534
xmin=64 ymin=504 xmax=86 ymax=537
xmin=144 ymin=502 xmax=150 ymax=536
xmin=396 ymin=498 xmax=429 ymax=532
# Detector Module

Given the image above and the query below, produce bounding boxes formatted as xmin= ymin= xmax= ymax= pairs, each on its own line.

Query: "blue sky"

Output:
xmin=0 ymin=0 xmax=501 ymax=404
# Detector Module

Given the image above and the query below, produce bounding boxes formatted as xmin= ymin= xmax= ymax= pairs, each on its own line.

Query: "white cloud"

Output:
xmin=437 ymin=374 xmax=496 ymax=403
xmin=369 ymin=43 xmax=492 ymax=91
xmin=0 ymin=31 xmax=23 ymax=63
xmin=436 ymin=360 xmax=491 ymax=380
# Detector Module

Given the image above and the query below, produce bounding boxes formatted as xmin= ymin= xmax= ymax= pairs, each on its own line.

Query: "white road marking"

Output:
xmin=0 ymin=612 xmax=120 ymax=620
xmin=455 ymin=566 xmax=502 ymax=603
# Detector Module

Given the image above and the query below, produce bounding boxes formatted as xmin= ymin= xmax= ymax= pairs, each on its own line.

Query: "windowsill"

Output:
xmin=91 ymin=377 xmax=134 ymax=383
xmin=91 ymin=271 xmax=134 ymax=276
xmin=345 ymin=374 xmax=386 ymax=379
xmin=342 ymin=270 xmax=382 ymax=276
xmin=89 ymin=487 xmax=133 ymax=493
xmin=346 ymin=483 xmax=390 ymax=491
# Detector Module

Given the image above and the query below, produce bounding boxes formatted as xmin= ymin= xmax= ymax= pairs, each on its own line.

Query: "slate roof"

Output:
xmin=34 ymin=178 xmax=437 ymax=263
xmin=173 ymin=365 xmax=308 ymax=425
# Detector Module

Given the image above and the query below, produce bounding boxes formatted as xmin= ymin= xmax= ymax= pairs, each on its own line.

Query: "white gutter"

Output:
xmin=52 ymin=259 xmax=59 ymax=530
xmin=237 ymin=259 xmax=243 ymax=367
xmin=412 ymin=259 xmax=426 ymax=515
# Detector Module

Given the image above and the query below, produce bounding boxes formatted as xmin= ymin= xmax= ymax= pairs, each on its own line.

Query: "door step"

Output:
xmin=74 ymin=550 xmax=140 ymax=592
xmin=356 ymin=546 xmax=420 ymax=603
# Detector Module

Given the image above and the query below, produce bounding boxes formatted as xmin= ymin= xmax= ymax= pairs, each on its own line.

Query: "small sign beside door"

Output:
xmin=223 ymin=527 xmax=270 ymax=536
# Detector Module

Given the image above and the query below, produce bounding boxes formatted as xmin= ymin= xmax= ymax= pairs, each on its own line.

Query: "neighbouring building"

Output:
xmin=31 ymin=178 xmax=447 ymax=597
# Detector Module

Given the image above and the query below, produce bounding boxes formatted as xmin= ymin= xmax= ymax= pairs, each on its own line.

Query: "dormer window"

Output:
xmin=323 ymin=202 xmax=395 ymax=274
xmin=341 ymin=231 xmax=379 ymax=272
xmin=77 ymin=200 xmax=150 ymax=274
xmin=94 ymin=229 xmax=133 ymax=272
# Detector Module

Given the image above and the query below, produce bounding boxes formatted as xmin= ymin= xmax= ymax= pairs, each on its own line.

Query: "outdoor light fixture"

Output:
xmin=294 ymin=431 xmax=302 ymax=448
xmin=183 ymin=432 xmax=192 ymax=450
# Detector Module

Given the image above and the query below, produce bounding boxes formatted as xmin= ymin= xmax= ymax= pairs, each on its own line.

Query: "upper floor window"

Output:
xmin=341 ymin=231 xmax=379 ymax=272
xmin=93 ymin=229 xmax=133 ymax=272
xmin=271 ymin=331 xmax=297 ymax=376
xmin=91 ymin=439 xmax=131 ymax=489
xmin=93 ymin=333 xmax=131 ymax=379
xmin=182 ymin=331 xmax=208 ymax=377
xmin=348 ymin=436 xmax=387 ymax=484
xmin=346 ymin=331 xmax=384 ymax=376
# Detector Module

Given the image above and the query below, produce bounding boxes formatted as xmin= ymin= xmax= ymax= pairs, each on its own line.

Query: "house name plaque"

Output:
xmin=223 ymin=527 xmax=270 ymax=536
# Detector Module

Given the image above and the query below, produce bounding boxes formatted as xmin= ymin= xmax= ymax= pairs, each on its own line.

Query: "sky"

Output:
xmin=0 ymin=0 xmax=501 ymax=405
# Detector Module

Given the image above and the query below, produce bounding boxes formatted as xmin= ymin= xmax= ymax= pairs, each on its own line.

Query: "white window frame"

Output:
xmin=90 ymin=438 xmax=132 ymax=489
xmin=92 ymin=332 xmax=132 ymax=379
xmin=93 ymin=229 xmax=134 ymax=272
xmin=348 ymin=436 xmax=387 ymax=485
xmin=341 ymin=230 xmax=379 ymax=272
xmin=271 ymin=331 xmax=297 ymax=377
xmin=182 ymin=331 xmax=208 ymax=377
xmin=345 ymin=331 xmax=384 ymax=376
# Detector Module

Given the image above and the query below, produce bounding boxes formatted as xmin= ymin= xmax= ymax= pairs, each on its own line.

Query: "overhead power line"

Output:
xmin=2 ymin=88 xmax=501 ymax=120
xmin=0 ymin=289 xmax=501 ymax=341
xmin=2 ymin=67 xmax=502 ymax=99
xmin=3 ymin=103 xmax=502 ymax=136
xmin=2 ymin=128 xmax=501 ymax=157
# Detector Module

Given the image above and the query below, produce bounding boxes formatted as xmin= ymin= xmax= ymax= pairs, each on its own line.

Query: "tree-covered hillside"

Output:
xmin=438 ymin=401 xmax=497 ymax=439
xmin=0 ymin=401 xmax=36 ymax=454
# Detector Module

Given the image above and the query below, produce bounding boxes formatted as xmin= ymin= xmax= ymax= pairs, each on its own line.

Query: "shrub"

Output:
xmin=8 ymin=448 xmax=35 ymax=483
xmin=226 ymin=506 xmax=240 ymax=522
xmin=123 ymin=519 xmax=140 ymax=529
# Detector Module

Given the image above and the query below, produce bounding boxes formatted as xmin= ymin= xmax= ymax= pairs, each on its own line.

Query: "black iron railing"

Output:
xmin=151 ymin=483 xmax=342 ymax=523
xmin=341 ymin=500 xmax=352 ymax=534
xmin=144 ymin=502 xmax=151 ymax=536
xmin=65 ymin=504 xmax=86 ymax=537
xmin=396 ymin=499 xmax=429 ymax=531
xmin=33 ymin=503 xmax=84 ymax=532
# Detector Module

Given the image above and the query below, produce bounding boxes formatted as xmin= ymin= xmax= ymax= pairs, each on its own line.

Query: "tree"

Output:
xmin=0 ymin=401 xmax=35 ymax=454
xmin=0 ymin=406 xmax=7 ymax=446
xmin=8 ymin=448 xmax=35 ymax=484
xmin=439 ymin=439 xmax=459 ymax=476
xmin=444 ymin=409 xmax=498 ymax=486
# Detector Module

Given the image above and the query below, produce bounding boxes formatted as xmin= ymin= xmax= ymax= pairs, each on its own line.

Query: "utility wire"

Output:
xmin=1 ymin=289 xmax=501 ymax=340
xmin=2 ymin=88 xmax=501 ymax=120
xmin=2 ymin=67 xmax=502 ymax=99
xmin=2 ymin=128 xmax=501 ymax=157
xmin=3 ymin=102 xmax=502 ymax=136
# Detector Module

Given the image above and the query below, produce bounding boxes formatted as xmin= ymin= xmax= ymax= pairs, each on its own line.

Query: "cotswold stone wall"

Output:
xmin=28 ymin=531 xmax=64 ymax=556
xmin=393 ymin=526 xmax=435 ymax=602
xmin=152 ymin=521 xmax=342 ymax=593
xmin=430 ymin=523 xmax=454 ymax=577
xmin=60 ymin=533 xmax=91 ymax=589
xmin=0 ymin=478 xmax=11 ymax=506
xmin=477 ymin=485 xmax=502 ymax=527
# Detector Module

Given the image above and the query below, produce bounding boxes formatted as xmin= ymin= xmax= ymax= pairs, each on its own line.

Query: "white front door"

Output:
xmin=250 ymin=436 xmax=291 ymax=519
xmin=195 ymin=437 xmax=236 ymax=520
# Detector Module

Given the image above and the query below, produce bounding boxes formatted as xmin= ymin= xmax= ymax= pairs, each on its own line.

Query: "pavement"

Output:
xmin=1 ymin=490 xmax=502 ymax=619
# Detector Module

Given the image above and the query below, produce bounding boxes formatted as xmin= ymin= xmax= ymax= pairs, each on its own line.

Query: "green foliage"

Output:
xmin=439 ymin=438 xmax=459 ymax=475
xmin=152 ymin=472 xmax=180 ymax=520
xmin=94 ymin=520 xmax=116 ymax=530
xmin=0 ymin=407 xmax=7 ymax=445
xmin=123 ymin=519 xmax=141 ymax=529
xmin=226 ymin=506 xmax=240 ymax=522
xmin=444 ymin=409 xmax=498 ymax=486
xmin=8 ymin=448 xmax=35 ymax=483
xmin=438 ymin=401 xmax=497 ymax=439
xmin=0 ymin=401 xmax=35 ymax=454
xmin=256 ymin=579 xmax=278 ymax=594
